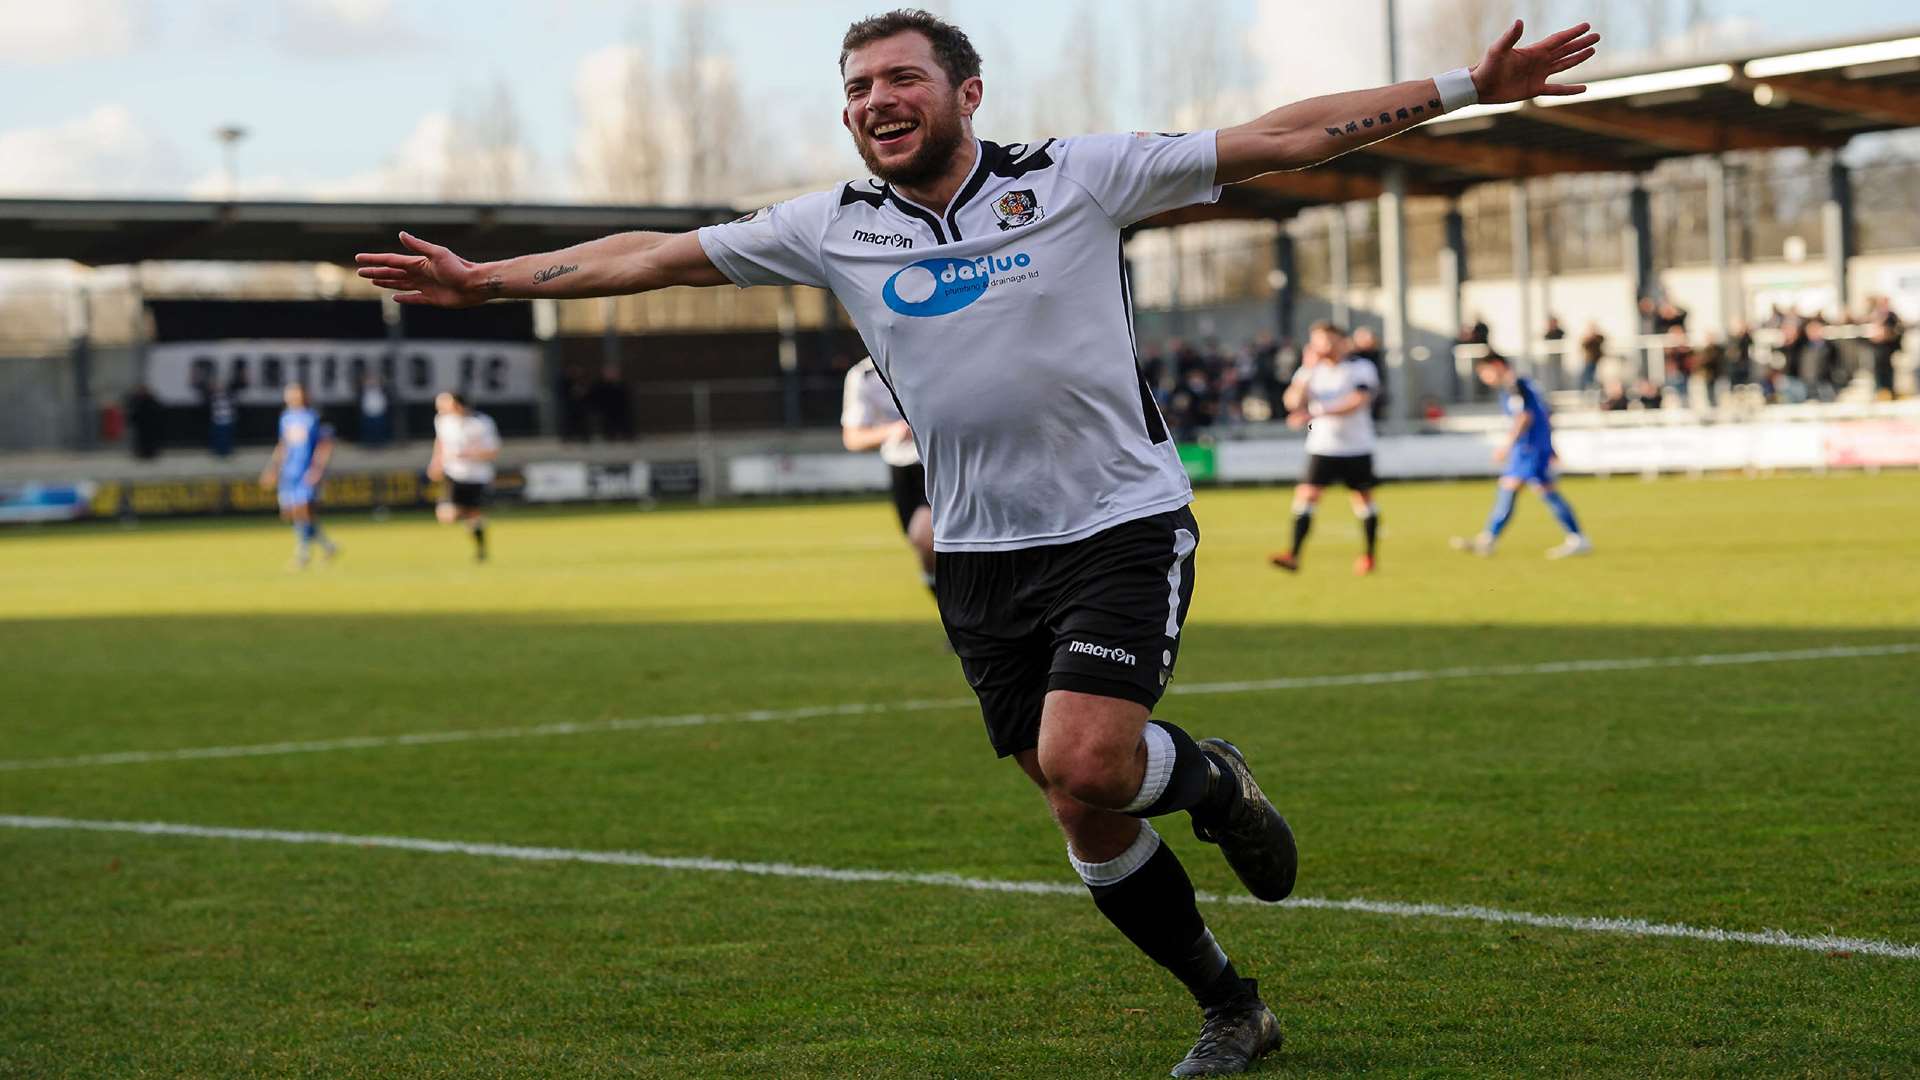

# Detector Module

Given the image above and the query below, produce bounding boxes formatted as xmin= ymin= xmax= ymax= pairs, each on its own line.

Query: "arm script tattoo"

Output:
xmin=1322 ymin=97 xmax=1443 ymax=139
xmin=482 ymin=274 xmax=506 ymax=296
xmin=532 ymin=264 xmax=580 ymax=285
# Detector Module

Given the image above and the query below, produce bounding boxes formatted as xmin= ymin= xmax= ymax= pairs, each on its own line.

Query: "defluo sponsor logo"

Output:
xmin=882 ymin=252 xmax=1035 ymax=317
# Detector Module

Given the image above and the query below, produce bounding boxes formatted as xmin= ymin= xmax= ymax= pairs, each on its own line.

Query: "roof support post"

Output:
xmin=1512 ymin=181 xmax=1535 ymax=374
xmin=1272 ymin=227 xmax=1297 ymax=343
xmin=68 ymin=281 xmax=95 ymax=451
xmin=1707 ymin=154 xmax=1735 ymax=330
xmin=1328 ymin=208 xmax=1351 ymax=330
xmin=1625 ymin=182 xmax=1656 ymax=383
xmin=1824 ymin=155 xmax=1854 ymax=317
xmin=1380 ymin=164 xmax=1414 ymax=421
xmin=778 ymin=285 xmax=801 ymax=429
xmin=1443 ymin=201 xmax=1467 ymax=402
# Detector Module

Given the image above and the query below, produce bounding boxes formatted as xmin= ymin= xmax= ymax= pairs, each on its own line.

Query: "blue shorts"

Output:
xmin=1503 ymin=451 xmax=1555 ymax=485
xmin=278 ymin=481 xmax=316 ymax=509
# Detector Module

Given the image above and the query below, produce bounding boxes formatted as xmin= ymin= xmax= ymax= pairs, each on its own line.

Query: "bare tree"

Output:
xmin=442 ymin=77 xmax=530 ymax=202
xmin=575 ymin=16 xmax=665 ymax=202
xmin=1133 ymin=0 xmax=1249 ymax=130
xmin=669 ymin=2 xmax=746 ymax=201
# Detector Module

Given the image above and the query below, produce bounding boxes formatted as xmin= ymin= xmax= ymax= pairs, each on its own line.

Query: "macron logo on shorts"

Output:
xmin=1068 ymin=641 xmax=1137 ymax=666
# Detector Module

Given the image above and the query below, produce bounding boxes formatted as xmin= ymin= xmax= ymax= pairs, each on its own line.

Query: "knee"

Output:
xmin=1037 ymin=735 xmax=1137 ymax=809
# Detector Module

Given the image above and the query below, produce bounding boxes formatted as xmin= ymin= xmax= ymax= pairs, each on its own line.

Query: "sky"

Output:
xmin=0 ymin=0 xmax=1914 ymax=204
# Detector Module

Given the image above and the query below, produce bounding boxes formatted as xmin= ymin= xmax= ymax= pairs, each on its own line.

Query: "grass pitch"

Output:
xmin=3 ymin=473 xmax=1917 ymax=1078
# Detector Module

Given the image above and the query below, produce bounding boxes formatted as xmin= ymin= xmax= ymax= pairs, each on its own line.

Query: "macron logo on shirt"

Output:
xmin=1068 ymin=640 xmax=1137 ymax=666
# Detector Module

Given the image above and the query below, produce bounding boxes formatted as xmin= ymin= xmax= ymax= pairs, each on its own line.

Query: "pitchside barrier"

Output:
xmin=728 ymin=409 xmax=1920 ymax=496
xmin=6 ymin=410 xmax=1917 ymax=523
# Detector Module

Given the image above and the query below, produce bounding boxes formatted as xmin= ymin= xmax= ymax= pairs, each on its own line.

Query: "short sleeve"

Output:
xmin=475 ymin=416 xmax=501 ymax=451
xmin=697 ymin=190 xmax=837 ymax=289
xmin=841 ymin=368 xmax=873 ymax=428
xmin=316 ymin=422 xmax=336 ymax=442
xmin=1057 ymin=131 xmax=1223 ymax=228
xmin=1351 ymin=360 xmax=1381 ymax=391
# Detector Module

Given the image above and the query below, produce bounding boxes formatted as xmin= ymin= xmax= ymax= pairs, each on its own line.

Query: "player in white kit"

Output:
xmin=1271 ymin=322 xmax=1384 ymax=576
xmin=428 ymin=391 xmax=501 ymax=562
xmin=842 ymin=356 xmax=936 ymax=589
xmin=357 ymin=12 xmax=1598 ymax=1073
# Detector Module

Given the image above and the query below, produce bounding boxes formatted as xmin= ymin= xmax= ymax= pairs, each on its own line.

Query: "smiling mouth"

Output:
xmin=869 ymin=119 xmax=919 ymax=146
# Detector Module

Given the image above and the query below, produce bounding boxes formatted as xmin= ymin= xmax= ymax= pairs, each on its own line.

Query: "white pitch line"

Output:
xmin=2 ymin=643 xmax=1913 ymax=773
xmin=4 ymin=813 xmax=1915 ymax=961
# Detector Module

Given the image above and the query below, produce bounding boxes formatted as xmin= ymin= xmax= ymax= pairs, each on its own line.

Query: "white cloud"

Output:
xmin=276 ymin=0 xmax=423 ymax=58
xmin=183 ymin=112 xmax=459 ymax=201
xmin=0 ymin=0 xmax=144 ymax=64
xmin=0 ymin=105 xmax=188 ymax=197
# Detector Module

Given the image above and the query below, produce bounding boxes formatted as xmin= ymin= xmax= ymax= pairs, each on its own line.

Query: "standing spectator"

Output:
xmin=1600 ymin=377 xmax=1631 ymax=411
xmin=1726 ymin=319 xmax=1756 ymax=387
xmin=125 ymin=384 xmax=163 ymax=460
xmin=1802 ymin=319 xmax=1843 ymax=401
xmin=558 ymin=363 xmax=593 ymax=442
xmin=1637 ymin=296 xmax=1659 ymax=335
xmin=358 ymin=373 xmax=392 ymax=448
xmin=1694 ymin=336 xmax=1726 ymax=409
xmin=1347 ymin=326 xmax=1387 ymax=420
xmin=1655 ymin=300 xmax=1689 ymax=334
xmin=207 ymin=379 xmax=237 ymax=457
xmin=592 ymin=363 xmax=634 ymax=441
xmin=1866 ymin=296 xmax=1903 ymax=400
xmin=1578 ymin=322 xmax=1606 ymax=391
xmin=1777 ymin=318 xmax=1808 ymax=396
xmin=1634 ymin=378 xmax=1664 ymax=410
xmin=1662 ymin=325 xmax=1693 ymax=397
xmin=1247 ymin=333 xmax=1282 ymax=407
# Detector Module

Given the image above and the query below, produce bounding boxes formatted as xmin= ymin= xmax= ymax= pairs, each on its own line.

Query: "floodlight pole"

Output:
xmin=214 ymin=125 xmax=248 ymax=200
xmin=1379 ymin=0 xmax=1415 ymax=420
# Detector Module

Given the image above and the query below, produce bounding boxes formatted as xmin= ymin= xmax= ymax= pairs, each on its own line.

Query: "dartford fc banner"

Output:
xmin=146 ymin=340 xmax=542 ymax=406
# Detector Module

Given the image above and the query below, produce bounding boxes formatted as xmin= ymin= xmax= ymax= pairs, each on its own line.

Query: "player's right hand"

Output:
xmin=258 ymin=470 xmax=275 ymax=491
xmin=354 ymin=233 xmax=490 ymax=308
xmin=1286 ymin=410 xmax=1309 ymax=430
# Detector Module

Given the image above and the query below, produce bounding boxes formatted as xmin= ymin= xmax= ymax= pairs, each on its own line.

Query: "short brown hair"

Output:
xmin=840 ymin=9 xmax=982 ymax=87
xmin=1310 ymin=320 xmax=1347 ymax=338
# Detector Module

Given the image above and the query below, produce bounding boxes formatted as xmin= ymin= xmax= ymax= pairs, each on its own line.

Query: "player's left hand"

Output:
xmin=1471 ymin=21 xmax=1600 ymax=104
xmin=303 ymin=470 xmax=322 ymax=489
xmin=1286 ymin=410 xmax=1309 ymax=430
xmin=1492 ymin=444 xmax=1510 ymax=465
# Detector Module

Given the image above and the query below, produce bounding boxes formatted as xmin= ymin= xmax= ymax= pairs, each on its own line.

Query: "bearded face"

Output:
xmin=842 ymin=32 xmax=978 ymax=191
xmin=850 ymin=86 xmax=968 ymax=187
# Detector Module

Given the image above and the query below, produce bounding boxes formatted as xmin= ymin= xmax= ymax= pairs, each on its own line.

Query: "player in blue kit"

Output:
xmin=260 ymin=383 xmax=340 ymax=568
xmin=1453 ymin=353 xmax=1592 ymax=559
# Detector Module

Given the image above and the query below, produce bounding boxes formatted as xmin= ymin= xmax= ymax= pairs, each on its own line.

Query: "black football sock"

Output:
xmin=1073 ymin=824 xmax=1250 ymax=1009
xmin=1289 ymin=506 xmax=1313 ymax=557
xmin=1124 ymin=719 xmax=1239 ymax=823
xmin=1361 ymin=507 xmax=1379 ymax=558
xmin=470 ymin=520 xmax=487 ymax=556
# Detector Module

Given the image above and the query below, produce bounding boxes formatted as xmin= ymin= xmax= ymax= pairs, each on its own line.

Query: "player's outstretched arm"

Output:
xmin=354 ymin=229 xmax=729 ymax=308
xmin=1215 ymin=20 xmax=1598 ymax=184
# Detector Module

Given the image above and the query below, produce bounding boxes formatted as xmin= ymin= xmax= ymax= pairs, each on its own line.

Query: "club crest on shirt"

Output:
xmin=991 ymin=189 xmax=1042 ymax=231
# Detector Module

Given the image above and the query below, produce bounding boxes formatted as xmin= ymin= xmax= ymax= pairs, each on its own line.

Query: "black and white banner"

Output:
xmin=146 ymin=340 xmax=542 ymax=406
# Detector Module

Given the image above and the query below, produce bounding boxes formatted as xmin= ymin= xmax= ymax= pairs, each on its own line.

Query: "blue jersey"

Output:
xmin=278 ymin=408 xmax=333 ymax=480
xmin=1502 ymin=377 xmax=1555 ymax=461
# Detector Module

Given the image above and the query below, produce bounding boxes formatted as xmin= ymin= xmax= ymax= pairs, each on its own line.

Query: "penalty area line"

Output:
xmin=0 ymin=642 xmax=1913 ymax=773
xmin=3 ymin=812 xmax=1916 ymax=962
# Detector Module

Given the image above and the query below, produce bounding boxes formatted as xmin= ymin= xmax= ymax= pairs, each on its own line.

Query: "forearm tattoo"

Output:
xmin=533 ymin=264 xmax=580 ymax=285
xmin=1323 ymin=96 xmax=1442 ymax=139
xmin=482 ymin=274 xmax=505 ymax=296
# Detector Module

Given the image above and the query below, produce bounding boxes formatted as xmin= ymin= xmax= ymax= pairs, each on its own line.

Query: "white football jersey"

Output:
xmin=842 ymin=357 xmax=920 ymax=468
xmin=700 ymin=132 xmax=1223 ymax=552
xmin=1298 ymin=358 xmax=1380 ymax=457
xmin=434 ymin=411 xmax=500 ymax=484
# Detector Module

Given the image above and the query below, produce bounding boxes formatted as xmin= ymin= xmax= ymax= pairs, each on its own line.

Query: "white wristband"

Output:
xmin=1435 ymin=67 xmax=1479 ymax=113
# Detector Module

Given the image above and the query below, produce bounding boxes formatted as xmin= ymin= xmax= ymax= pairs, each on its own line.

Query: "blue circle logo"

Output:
xmin=882 ymin=253 xmax=1032 ymax=317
